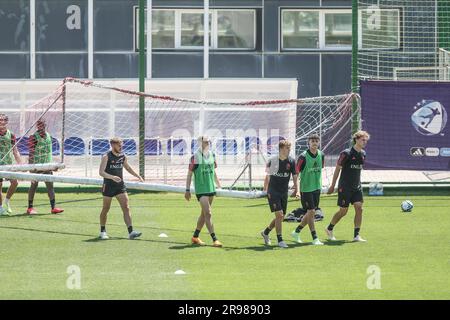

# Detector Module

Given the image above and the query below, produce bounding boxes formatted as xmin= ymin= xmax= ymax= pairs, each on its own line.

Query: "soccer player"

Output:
xmin=0 ymin=113 xmax=22 ymax=215
xmin=291 ymin=134 xmax=324 ymax=245
xmin=185 ymin=136 xmax=223 ymax=248
xmin=325 ymin=130 xmax=370 ymax=242
xmin=260 ymin=140 xmax=298 ymax=248
xmin=27 ymin=119 xmax=64 ymax=215
xmin=98 ymin=138 xmax=143 ymax=240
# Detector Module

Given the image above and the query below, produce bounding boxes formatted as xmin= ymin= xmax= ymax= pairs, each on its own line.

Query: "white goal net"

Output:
xmin=0 ymin=78 xmax=358 ymax=196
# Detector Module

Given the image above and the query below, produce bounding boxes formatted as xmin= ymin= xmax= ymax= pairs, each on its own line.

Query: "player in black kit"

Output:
xmin=98 ymin=138 xmax=144 ymax=240
xmin=260 ymin=140 xmax=298 ymax=248
xmin=326 ymin=131 xmax=370 ymax=242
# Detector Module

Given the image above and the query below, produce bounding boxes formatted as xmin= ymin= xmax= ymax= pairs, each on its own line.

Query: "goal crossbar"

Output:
xmin=0 ymin=163 xmax=65 ymax=172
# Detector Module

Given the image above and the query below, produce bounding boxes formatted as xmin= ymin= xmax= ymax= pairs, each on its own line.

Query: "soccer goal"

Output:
xmin=393 ymin=49 xmax=450 ymax=81
xmin=0 ymin=78 xmax=359 ymax=197
xmin=358 ymin=1 xmax=450 ymax=81
xmin=355 ymin=0 xmax=450 ymax=185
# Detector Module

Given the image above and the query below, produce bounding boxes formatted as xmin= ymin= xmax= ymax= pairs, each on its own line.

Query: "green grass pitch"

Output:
xmin=0 ymin=190 xmax=449 ymax=299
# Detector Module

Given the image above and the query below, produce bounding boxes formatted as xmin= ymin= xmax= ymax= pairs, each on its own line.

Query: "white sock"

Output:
xmin=5 ymin=198 xmax=10 ymax=205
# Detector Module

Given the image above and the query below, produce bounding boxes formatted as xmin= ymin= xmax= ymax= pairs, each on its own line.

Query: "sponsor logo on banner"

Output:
xmin=425 ymin=148 xmax=440 ymax=157
xmin=410 ymin=147 xmax=425 ymax=156
xmin=411 ymin=100 xmax=447 ymax=136
xmin=440 ymin=148 xmax=450 ymax=157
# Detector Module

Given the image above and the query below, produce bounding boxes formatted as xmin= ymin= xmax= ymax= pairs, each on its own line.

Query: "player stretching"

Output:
xmin=0 ymin=113 xmax=22 ymax=215
xmin=27 ymin=119 xmax=64 ymax=215
xmin=185 ymin=136 xmax=223 ymax=247
xmin=261 ymin=140 xmax=298 ymax=248
xmin=326 ymin=130 xmax=370 ymax=242
xmin=291 ymin=134 xmax=324 ymax=245
xmin=98 ymin=138 xmax=143 ymax=240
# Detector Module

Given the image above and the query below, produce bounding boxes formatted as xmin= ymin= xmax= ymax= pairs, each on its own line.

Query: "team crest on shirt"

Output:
xmin=286 ymin=163 xmax=291 ymax=170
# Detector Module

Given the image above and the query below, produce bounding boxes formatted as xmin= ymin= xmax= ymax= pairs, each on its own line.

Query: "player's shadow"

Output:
xmin=238 ymin=242 xmax=309 ymax=251
xmin=0 ymin=213 xmax=51 ymax=218
xmin=83 ymin=237 xmax=127 ymax=242
xmin=0 ymin=225 xmax=94 ymax=238
xmin=324 ymin=240 xmax=350 ymax=246
xmin=169 ymin=244 xmax=214 ymax=250
xmin=238 ymin=245 xmax=277 ymax=251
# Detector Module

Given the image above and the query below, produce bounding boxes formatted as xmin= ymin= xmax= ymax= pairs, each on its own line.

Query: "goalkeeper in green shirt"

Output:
xmin=185 ymin=136 xmax=223 ymax=247
xmin=291 ymin=134 xmax=324 ymax=245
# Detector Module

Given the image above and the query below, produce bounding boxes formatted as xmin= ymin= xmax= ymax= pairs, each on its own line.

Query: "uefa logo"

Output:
xmin=411 ymin=100 xmax=447 ymax=136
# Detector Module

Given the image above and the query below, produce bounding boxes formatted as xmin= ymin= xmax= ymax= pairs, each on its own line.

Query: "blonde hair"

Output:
xmin=197 ymin=136 xmax=211 ymax=144
xmin=353 ymin=130 xmax=370 ymax=144
xmin=279 ymin=139 xmax=291 ymax=150
xmin=109 ymin=137 xmax=123 ymax=145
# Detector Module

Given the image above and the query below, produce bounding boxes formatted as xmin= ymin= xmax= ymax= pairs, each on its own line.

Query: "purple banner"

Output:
xmin=361 ymin=81 xmax=450 ymax=170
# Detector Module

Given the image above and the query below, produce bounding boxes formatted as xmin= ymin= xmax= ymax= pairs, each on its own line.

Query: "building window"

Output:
xmin=282 ymin=11 xmax=319 ymax=49
xmin=152 ymin=10 xmax=176 ymax=49
xmin=135 ymin=8 xmax=256 ymax=50
xmin=179 ymin=11 xmax=211 ymax=48
xmin=359 ymin=8 xmax=400 ymax=50
xmin=281 ymin=9 xmax=351 ymax=50
xmin=325 ymin=12 xmax=352 ymax=47
xmin=217 ymin=10 xmax=256 ymax=49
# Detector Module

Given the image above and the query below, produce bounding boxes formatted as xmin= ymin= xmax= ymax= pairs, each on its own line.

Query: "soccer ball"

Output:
xmin=401 ymin=200 xmax=414 ymax=212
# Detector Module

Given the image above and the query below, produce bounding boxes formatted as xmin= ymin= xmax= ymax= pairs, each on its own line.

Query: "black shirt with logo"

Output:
xmin=337 ymin=147 xmax=366 ymax=191
xmin=104 ymin=151 xmax=126 ymax=188
xmin=266 ymin=156 xmax=297 ymax=194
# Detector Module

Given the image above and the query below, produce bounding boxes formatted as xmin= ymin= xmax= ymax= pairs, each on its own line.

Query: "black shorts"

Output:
xmin=267 ymin=192 xmax=288 ymax=214
xmin=196 ymin=192 xmax=216 ymax=201
xmin=337 ymin=187 xmax=363 ymax=208
xmin=301 ymin=189 xmax=321 ymax=210
xmin=102 ymin=183 xmax=126 ymax=198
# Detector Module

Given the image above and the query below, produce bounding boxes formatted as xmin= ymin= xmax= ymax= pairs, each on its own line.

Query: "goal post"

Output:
xmin=0 ymin=78 xmax=359 ymax=197
xmin=357 ymin=1 xmax=450 ymax=81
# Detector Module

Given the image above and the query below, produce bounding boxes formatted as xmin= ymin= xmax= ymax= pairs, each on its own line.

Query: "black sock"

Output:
xmin=193 ymin=229 xmax=201 ymax=238
xmin=210 ymin=233 xmax=217 ymax=241
xmin=311 ymin=230 xmax=318 ymax=240
xmin=295 ymin=225 xmax=304 ymax=233
xmin=100 ymin=226 xmax=106 ymax=233
xmin=50 ymin=199 xmax=55 ymax=209
xmin=264 ymin=227 xmax=272 ymax=236
xmin=28 ymin=201 xmax=33 ymax=209
xmin=128 ymin=225 xmax=133 ymax=234
xmin=277 ymin=234 xmax=283 ymax=243
xmin=327 ymin=223 xmax=335 ymax=231
xmin=354 ymin=228 xmax=360 ymax=238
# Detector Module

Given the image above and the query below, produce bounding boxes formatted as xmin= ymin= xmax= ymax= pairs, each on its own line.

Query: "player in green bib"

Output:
xmin=27 ymin=119 xmax=64 ymax=215
xmin=291 ymin=134 xmax=324 ymax=245
xmin=185 ymin=136 xmax=223 ymax=247
xmin=0 ymin=113 xmax=22 ymax=216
